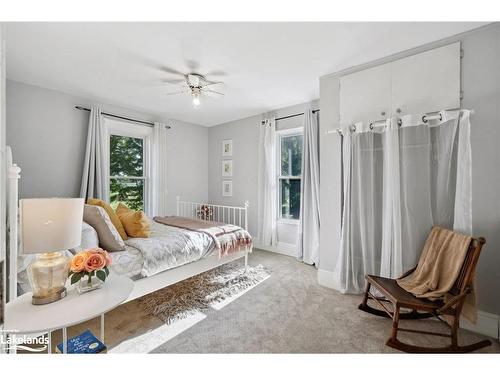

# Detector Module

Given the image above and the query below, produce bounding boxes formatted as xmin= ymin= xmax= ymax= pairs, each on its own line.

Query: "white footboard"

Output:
xmin=176 ymin=197 xmax=249 ymax=231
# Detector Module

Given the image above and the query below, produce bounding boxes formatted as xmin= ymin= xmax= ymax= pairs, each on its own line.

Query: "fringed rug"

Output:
xmin=139 ymin=263 xmax=271 ymax=324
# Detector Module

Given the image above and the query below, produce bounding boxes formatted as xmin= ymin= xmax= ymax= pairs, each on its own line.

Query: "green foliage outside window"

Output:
xmin=280 ymin=134 xmax=303 ymax=220
xmin=109 ymin=135 xmax=145 ymax=211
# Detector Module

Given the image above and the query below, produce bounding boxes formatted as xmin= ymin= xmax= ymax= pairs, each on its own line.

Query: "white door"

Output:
xmin=391 ymin=42 xmax=461 ymax=116
xmin=340 ymin=63 xmax=392 ymax=125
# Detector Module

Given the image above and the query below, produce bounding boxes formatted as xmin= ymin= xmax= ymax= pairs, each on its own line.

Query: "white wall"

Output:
xmin=6 ymin=80 xmax=208 ymax=214
xmin=319 ymin=23 xmax=500 ymax=316
xmin=207 ymin=101 xmax=319 ymax=255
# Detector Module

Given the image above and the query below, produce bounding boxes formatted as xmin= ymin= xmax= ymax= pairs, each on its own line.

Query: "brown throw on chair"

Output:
xmin=358 ymin=226 xmax=491 ymax=353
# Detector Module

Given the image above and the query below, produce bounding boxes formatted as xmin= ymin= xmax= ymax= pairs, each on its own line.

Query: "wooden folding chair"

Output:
xmin=358 ymin=236 xmax=491 ymax=353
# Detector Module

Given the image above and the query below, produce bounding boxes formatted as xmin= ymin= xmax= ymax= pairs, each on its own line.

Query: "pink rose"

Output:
xmin=104 ymin=251 xmax=112 ymax=267
xmin=85 ymin=252 xmax=106 ymax=272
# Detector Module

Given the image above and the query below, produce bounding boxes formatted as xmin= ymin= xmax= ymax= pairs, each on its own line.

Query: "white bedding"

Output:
xmin=111 ymin=219 xmax=215 ymax=278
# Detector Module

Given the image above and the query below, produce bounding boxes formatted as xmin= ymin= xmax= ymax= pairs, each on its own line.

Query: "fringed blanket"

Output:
xmin=154 ymin=216 xmax=253 ymax=258
xmin=397 ymin=226 xmax=476 ymax=323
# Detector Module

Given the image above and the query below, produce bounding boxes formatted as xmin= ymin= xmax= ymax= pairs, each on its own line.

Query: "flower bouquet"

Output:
xmin=69 ymin=248 xmax=112 ymax=293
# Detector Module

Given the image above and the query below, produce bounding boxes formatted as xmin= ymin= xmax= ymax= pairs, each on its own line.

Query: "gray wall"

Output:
xmin=207 ymin=101 xmax=319 ymax=249
xmin=319 ymin=24 xmax=500 ymax=315
xmin=6 ymin=80 xmax=208 ymax=214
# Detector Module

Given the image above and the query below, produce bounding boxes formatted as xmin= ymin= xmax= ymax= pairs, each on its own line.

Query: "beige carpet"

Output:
xmin=48 ymin=249 xmax=500 ymax=353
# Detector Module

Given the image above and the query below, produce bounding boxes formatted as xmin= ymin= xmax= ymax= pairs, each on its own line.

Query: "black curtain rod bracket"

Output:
xmin=75 ymin=106 xmax=171 ymax=129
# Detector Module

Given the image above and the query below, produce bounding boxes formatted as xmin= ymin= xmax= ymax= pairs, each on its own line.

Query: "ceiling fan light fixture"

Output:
xmin=192 ymin=90 xmax=201 ymax=107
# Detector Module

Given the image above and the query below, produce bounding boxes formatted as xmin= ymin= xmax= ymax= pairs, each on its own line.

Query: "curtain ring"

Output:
xmin=397 ymin=118 xmax=402 ymax=127
xmin=439 ymin=113 xmax=443 ymax=121
xmin=422 ymin=115 xmax=428 ymax=123
xmin=351 ymin=124 xmax=356 ymax=133
xmin=369 ymin=123 xmax=374 ymax=130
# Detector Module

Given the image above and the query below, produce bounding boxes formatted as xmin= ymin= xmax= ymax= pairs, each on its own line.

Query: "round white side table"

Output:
xmin=4 ymin=274 xmax=133 ymax=353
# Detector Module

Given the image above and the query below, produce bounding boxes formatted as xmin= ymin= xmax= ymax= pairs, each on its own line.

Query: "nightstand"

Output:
xmin=4 ymin=274 xmax=133 ymax=353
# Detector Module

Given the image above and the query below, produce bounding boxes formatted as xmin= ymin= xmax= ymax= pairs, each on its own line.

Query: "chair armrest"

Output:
xmin=398 ymin=266 xmax=417 ymax=279
xmin=437 ymin=289 xmax=470 ymax=314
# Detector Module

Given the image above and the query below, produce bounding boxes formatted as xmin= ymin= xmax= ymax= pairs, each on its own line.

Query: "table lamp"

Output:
xmin=20 ymin=198 xmax=84 ymax=305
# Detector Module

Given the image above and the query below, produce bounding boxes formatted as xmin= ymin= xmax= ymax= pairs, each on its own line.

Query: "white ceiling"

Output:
xmin=5 ymin=22 xmax=487 ymax=126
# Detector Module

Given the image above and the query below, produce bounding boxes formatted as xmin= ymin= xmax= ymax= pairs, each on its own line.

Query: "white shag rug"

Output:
xmin=138 ymin=263 xmax=271 ymax=324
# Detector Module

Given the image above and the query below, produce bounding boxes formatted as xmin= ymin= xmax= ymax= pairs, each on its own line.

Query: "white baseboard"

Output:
xmin=460 ymin=310 xmax=500 ymax=340
xmin=254 ymin=242 xmax=297 ymax=258
xmin=317 ymin=268 xmax=500 ymax=340
xmin=317 ymin=268 xmax=336 ymax=289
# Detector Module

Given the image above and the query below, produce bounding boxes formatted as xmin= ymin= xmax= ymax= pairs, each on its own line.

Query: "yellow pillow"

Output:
xmin=87 ymin=198 xmax=128 ymax=240
xmin=116 ymin=203 xmax=151 ymax=238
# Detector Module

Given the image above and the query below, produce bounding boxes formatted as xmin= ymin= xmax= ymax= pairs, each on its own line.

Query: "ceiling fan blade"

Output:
xmin=165 ymin=90 xmax=189 ymax=96
xmin=159 ymin=66 xmax=186 ymax=76
xmin=163 ymin=78 xmax=187 ymax=85
xmin=202 ymin=81 xmax=225 ymax=88
xmin=205 ymin=70 xmax=227 ymax=77
xmin=202 ymin=88 xmax=225 ymax=97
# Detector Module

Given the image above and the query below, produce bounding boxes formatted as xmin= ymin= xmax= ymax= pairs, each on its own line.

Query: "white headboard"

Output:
xmin=6 ymin=146 xmax=21 ymax=302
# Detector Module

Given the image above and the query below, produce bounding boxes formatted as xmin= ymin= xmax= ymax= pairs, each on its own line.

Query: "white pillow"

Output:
xmin=83 ymin=204 xmax=125 ymax=252
xmin=81 ymin=221 xmax=99 ymax=250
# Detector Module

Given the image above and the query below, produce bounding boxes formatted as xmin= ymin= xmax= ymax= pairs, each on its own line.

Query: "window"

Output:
xmin=277 ymin=128 xmax=303 ymax=221
xmin=105 ymin=119 xmax=152 ymax=212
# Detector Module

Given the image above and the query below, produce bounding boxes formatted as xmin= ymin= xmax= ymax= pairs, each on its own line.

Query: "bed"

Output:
xmin=109 ymin=199 xmax=251 ymax=302
xmin=5 ymin=147 xmax=251 ymax=303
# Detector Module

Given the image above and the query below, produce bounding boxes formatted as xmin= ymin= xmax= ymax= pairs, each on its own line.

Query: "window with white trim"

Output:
xmin=104 ymin=119 xmax=152 ymax=211
xmin=277 ymin=128 xmax=303 ymax=221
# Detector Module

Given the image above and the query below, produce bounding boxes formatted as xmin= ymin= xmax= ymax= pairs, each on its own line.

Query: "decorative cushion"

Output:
xmin=83 ymin=204 xmax=126 ymax=252
xmin=87 ymin=198 xmax=128 ymax=240
xmin=81 ymin=221 xmax=99 ymax=250
xmin=116 ymin=203 xmax=151 ymax=238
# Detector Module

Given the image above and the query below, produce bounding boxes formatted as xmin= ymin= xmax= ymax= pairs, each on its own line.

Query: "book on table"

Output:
xmin=56 ymin=329 xmax=106 ymax=354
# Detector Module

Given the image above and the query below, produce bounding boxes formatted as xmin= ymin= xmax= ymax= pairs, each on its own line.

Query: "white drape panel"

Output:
xmin=257 ymin=118 xmax=277 ymax=246
xmin=80 ymin=107 xmax=108 ymax=202
xmin=298 ymin=109 xmax=321 ymax=265
xmin=334 ymin=110 xmax=472 ymax=293
xmin=148 ymin=122 xmax=168 ymax=217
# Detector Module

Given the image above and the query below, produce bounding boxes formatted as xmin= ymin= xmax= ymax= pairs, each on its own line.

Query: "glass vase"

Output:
xmin=76 ymin=275 xmax=104 ymax=294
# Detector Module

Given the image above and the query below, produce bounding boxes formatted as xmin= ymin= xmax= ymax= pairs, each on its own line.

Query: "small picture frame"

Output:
xmin=222 ymin=139 xmax=233 ymax=157
xmin=222 ymin=160 xmax=233 ymax=177
xmin=222 ymin=180 xmax=233 ymax=197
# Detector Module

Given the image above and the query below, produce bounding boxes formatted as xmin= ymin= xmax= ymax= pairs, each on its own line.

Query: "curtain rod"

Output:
xmin=75 ymin=106 xmax=172 ymax=129
xmin=260 ymin=109 xmax=319 ymax=125
xmin=325 ymin=107 xmax=470 ymax=135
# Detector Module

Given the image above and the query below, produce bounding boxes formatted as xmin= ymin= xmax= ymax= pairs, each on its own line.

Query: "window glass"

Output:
xmin=110 ymin=135 xmax=144 ymax=177
xmin=278 ymin=131 xmax=303 ymax=220
xmin=280 ymin=134 xmax=303 ymax=176
xmin=280 ymin=178 xmax=301 ymax=220
xmin=109 ymin=134 xmax=145 ymax=211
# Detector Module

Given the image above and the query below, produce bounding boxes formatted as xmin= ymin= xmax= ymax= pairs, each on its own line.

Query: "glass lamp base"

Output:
xmin=28 ymin=252 xmax=70 ymax=305
xmin=32 ymin=287 xmax=67 ymax=305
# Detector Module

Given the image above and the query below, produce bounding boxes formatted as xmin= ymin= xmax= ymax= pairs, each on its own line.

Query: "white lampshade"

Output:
xmin=20 ymin=198 xmax=84 ymax=254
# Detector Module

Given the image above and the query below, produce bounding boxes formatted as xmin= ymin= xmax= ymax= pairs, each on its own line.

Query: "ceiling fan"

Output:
xmin=165 ymin=73 xmax=225 ymax=107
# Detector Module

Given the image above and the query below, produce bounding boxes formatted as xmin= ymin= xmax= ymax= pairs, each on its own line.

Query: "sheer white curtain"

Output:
xmin=298 ymin=109 xmax=320 ymax=265
xmin=148 ymin=122 xmax=168 ymax=217
xmin=334 ymin=110 xmax=472 ymax=293
xmin=80 ymin=107 xmax=108 ymax=201
xmin=257 ymin=118 xmax=277 ymax=246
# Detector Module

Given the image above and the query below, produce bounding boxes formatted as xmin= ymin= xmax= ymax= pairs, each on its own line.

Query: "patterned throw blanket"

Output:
xmin=154 ymin=216 xmax=253 ymax=258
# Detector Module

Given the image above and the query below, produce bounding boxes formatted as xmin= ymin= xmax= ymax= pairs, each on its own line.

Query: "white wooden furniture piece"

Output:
xmin=4 ymin=274 xmax=133 ymax=353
